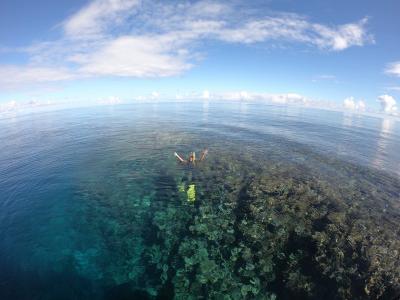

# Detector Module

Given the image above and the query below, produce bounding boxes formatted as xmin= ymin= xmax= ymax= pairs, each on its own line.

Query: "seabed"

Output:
xmin=73 ymin=133 xmax=400 ymax=299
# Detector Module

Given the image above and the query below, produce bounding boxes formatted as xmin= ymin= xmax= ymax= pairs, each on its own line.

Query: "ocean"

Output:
xmin=0 ymin=102 xmax=399 ymax=299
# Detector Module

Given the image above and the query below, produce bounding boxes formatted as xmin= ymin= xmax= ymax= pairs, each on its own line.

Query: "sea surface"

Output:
xmin=0 ymin=102 xmax=399 ymax=299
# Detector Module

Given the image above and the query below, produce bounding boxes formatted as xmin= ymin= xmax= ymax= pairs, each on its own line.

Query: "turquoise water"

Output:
xmin=0 ymin=102 xmax=399 ymax=299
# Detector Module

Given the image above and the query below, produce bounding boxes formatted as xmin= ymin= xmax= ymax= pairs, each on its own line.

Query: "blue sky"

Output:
xmin=0 ymin=0 xmax=399 ymax=113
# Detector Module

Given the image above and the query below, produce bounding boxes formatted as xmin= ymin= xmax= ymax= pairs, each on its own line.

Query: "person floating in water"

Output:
xmin=174 ymin=149 xmax=208 ymax=166
xmin=174 ymin=149 xmax=208 ymax=203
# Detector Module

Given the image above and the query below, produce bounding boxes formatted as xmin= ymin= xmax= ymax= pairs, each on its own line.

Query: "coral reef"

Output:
xmin=142 ymin=149 xmax=400 ymax=299
xmin=75 ymin=134 xmax=400 ymax=299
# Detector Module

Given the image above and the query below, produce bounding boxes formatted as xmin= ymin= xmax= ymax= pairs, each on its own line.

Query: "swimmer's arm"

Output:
xmin=199 ymin=149 xmax=208 ymax=161
xmin=174 ymin=152 xmax=187 ymax=163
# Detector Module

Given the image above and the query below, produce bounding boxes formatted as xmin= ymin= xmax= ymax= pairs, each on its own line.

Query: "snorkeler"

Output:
xmin=174 ymin=149 xmax=207 ymax=203
xmin=174 ymin=149 xmax=208 ymax=165
xmin=175 ymin=149 xmax=207 ymax=202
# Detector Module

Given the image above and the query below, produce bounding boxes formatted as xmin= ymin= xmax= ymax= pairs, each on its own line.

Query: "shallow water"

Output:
xmin=0 ymin=102 xmax=399 ymax=299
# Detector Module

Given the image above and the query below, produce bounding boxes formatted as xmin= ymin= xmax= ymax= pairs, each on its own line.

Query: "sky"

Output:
xmin=0 ymin=0 xmax=399 ymax=114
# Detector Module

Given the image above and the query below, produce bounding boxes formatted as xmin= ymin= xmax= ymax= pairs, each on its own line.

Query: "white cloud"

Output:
xmin=97 ymin=96 xmax=122 ymax=105
xmin=64 ymin=0 xmax=139 ymax=38
xmin=202 ymin=90 xmax=210 ymax=100
xmin=238 ymin=91 xmax=251 ymax=101
xmin=0 ymin=0 xmax=374 ymax=87
xmin=386 ymin=86 xmax=400 ymax=92
xmin=0 ymin=65 xmax=75 ymax=87
xmin=270 ymin=93 xmax=308 ymax=104
xmin=201 ymin=91 xmax=308 ymax=104
xmin=0 ymin=100 xmax=18 ymax=113
xmin=189 ymin=1 xmax=229 ymax=17
xmin=343 ymin=97 xmax=366 ymax=111
xmin=357 ymin=100 xmax=366 ymax=111
xmin=151 ymin=90 xmax=307 ymax=103
xmin=217 ymin=15 xmax=372 ymax=50
xmin=318 ymin=75 xmax=336 ymax=80
xmin=312 ymin=17 xmax=372 ymax=50
xmin=0 ymin=99 xmax=56 ymax=114
xmin=151 ymin=91 xmax=160 ymax=100
xmin=77 ymin=36 xmax=192 ymax=77
xmin=212 ymin=91 xmax=250 ymax=101
xmin=378 ymin=95 xmax=397 ymax=114
xmin=385 ymin=61 xmax=400 ymax=77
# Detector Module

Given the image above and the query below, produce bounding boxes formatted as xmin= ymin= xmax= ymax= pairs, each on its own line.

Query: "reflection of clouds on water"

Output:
xmin=372 ymin=117 xmax=397 ymax=174
xmin=202 ymin=100 xmax=209 ymax=122
xmin=238 ymin=102 xmax=248 ymax=127
xmin=151 ymin=102 xmax=159 ymax=118
xmin=342 ymin=112 xmax=364 ymax=130
xmin=239 ymin=101 xmax=248 ymax=114
xmin=286 ymin=106 xmax=302 ymax=119
xmin=333 ymin=112 xmax=354 ymax=157
xmin=342 ymin=112 xmax=353 ymax=127
xmin=381 ymin=118 xmax=393 ymax=134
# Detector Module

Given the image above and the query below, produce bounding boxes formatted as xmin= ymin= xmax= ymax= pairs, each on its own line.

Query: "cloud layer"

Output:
xmin=64 ymin=0 xmax=139 ymax=38
xmin=343 ymin=97 xmax=366 ymax=111
xmin=378 ymin=95 xmax=398 ymax=114
xmin=0 ymin=0 xmax=374 ymax=87
xmin=2 ymin=89 xmax=400 ymax=119
xmin=385 ymin=61 xmax=400 ymax=77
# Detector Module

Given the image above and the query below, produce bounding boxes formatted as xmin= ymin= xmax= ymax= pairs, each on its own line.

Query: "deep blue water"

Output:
xmin=0 ymin=102 xmax=399 ymax=299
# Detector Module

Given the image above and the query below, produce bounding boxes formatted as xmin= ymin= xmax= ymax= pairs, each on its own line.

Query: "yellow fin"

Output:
xmin=187 ymin=184 xmax=196 ymax=202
